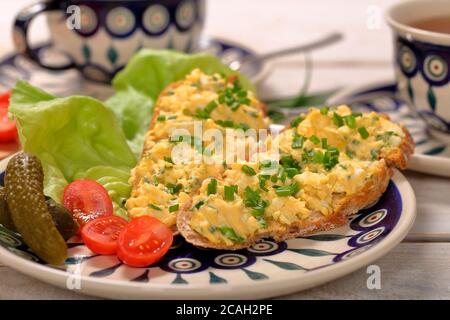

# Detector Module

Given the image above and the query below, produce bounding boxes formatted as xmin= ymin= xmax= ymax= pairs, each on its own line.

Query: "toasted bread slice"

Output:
xmin=177 ymin=106 xmax=414 ymax=250
xmin=177 ymin=160 xmax=391 ymax=250
xmin=125 ymin=69 xmax=269 ymax=231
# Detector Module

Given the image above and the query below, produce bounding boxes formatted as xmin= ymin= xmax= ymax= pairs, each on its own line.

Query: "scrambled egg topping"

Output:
xmin=188 ymin=105 xmax=406 ymax=246
xmin=125 ymin=69 xmax=269 ymax=226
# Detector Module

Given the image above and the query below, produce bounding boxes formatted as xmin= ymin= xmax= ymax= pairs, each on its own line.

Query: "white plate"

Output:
xmin=0 ymin=152 xmax=416 ymax=299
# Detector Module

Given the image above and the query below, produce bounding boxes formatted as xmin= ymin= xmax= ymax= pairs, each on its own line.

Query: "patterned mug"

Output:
xmin=386 ymin=0 xmax=450 ymax=143
xmin=13 ymin=0 xmax=205 ymax=83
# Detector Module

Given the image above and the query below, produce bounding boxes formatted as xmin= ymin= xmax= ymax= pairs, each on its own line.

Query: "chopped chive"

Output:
xmin=344 ymin=115 xmax=357 ymax=128
xmin=276 ymin=167 xmax=287 ymax=183
xmin=258 ymin=175 xmax=270 ymax=191
xmin=345 ymin=148 xmax=354 ymax=159
xmin=312 ymin=150 xmax=324 ymax=163
xmin=241 ymin=165 xmax=256 ymax=176
xmin=251 ymin=200 xmax=269 ymax=217
xmin=290 ymin=116 xmax=304 ymax=127
xmin=169 ymin=204 xmax=179 ymax=213
xmin=206 ymin=100 xmax=218 ymax=113
xmin=309 ymin=135 xmax=321 ymax=145
xmin=157 ymin=115 xmax=166 ymax=122
xmin=243 ymin=187 xmax=260 ymax=207
xmin=370 ymin=149 xmax=378 ymax=160
xmin=326 ymin=147 xmax=339 ymax=156
xmin=285 ymin=167 xmax=299 ymax=178
xmin=320 ymin=106 xmax=329 ymax=115
xmin=216 ymin=226 xmax=244 ymax=243
xmin=193 ymin=200 xmax=205 ymax=210
xmin=237 ymin=90 xmax=247 ymax=98
xmin=164 ymin=156 xmax=174 ymax=164
xmin=230 ymin=101 xmax=241 ymax=111
xmin=166 ymin=183 xmax=182 ymax=195
xmin=321 ymin=138 xmax=328 ymax=149
xmin=260 ymin=159 xmax=276 ymax=169
xmin=333 ymin=112 xmax=344 ymax=127
xmin=280 ymin=155 xmax=300 ymax=169
xmin=358 ymin=127 xmax=369 ymax=139
xmin=275 ymin=182 xmax=300 ymax=197
xmin=224 ymin=185 xmax=238 ymax=201
xmin=207 ymin=178 xmax=217 ymax=195
xmin=257 ymin=216 xmax=267 ymax=228
xmin=148 ymin=204 xmax=162 ymax=211
xmin=195 ymin=108 xmax=210 ymax=119
xmin=352 ymin=111 xmax=363 ymax=117
xmin=248 ymin=111 xmax=258 ymax=118
xmin=292 ymin=134 xmax=305 ymax=149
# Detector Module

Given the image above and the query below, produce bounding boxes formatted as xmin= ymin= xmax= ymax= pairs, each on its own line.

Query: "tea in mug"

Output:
xmin=410 ymin=16 xmax=450 ymax=34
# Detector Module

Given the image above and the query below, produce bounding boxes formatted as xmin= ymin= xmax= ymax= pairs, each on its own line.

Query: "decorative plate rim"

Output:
xmin=327 ymin=80 xmax=450 ymax=178
xmin=0 ymin=153 xmax=416 ymax=299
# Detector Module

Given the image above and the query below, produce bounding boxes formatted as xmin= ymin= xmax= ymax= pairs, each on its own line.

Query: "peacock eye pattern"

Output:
xmin=396 ymin=36 xmax=450 ymax=125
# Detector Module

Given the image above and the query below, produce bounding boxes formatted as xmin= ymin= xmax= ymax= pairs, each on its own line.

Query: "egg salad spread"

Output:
xmin=187 ymin=105 xmax=406 ymax=246
xmin=125 ymin=69 xmax=270 ymax=227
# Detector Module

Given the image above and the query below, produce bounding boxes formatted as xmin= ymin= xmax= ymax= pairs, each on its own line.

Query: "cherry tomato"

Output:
xmin=81 ymin=216 xmax=128 ymax=255
xmin=117 ymin=216 xmax=173 ymax=267
xmin=0 ymin=91 xmax=18 ymax=143
xmin=63 ymin=179 xmax=113 ymax=228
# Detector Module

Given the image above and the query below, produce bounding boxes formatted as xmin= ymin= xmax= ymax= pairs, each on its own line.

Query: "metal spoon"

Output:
xmin=229 ymin=32 xmax=343 ymax=71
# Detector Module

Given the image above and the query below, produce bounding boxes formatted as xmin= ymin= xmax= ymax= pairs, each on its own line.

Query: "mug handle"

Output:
xmin=13 ymin=1 xmax=76 ymax=71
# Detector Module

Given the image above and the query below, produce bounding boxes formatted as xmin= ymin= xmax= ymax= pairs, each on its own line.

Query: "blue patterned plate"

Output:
xmin=0 ymin=153 xmax=415 ymax=299
xmin=0 ymin=37 xmax=269 ymax=100
xmin=328 ymin=81 xmax=450 ymax=177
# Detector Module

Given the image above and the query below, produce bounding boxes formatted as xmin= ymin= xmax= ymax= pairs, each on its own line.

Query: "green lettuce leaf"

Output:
xmin=10 ymin=81 xmax=136 ymax=219
xmin=112 ymin=49 xmax=255 ymax=100
xmin=105 ymin=87 xmax=153 ymax=156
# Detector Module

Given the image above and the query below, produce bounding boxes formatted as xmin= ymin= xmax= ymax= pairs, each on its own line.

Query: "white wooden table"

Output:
xmin=1 ymin=0 xmax=450 ymax=300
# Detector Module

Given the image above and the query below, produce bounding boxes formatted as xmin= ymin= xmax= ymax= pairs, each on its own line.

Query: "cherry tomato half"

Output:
xmin=63 ymin=179 xmax=114 ymax=228
xmin=81 ymin=216 xmax=128 ymax=255
xmin=0 ymin=91 xmax=18 ymax=143
xmin=117 ymin=216 xmax=173 ymax=267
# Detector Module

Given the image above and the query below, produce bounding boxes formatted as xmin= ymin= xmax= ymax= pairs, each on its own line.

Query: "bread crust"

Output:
xmin=383 ymin=127 xmax=414 ymax=170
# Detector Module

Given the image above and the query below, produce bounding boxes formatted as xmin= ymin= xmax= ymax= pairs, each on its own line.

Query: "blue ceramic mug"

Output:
xmin=386 ymin=0 xmax=450 ymax=143
xmin=13 ymin=0 xmax=205 ymax=83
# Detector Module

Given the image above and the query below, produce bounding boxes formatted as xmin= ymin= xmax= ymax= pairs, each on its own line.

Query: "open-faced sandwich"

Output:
xmin=125 ymin=69 xmax=269 ymax=232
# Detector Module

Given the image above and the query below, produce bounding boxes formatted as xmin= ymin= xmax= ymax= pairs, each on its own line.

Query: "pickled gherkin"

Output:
xmin=0 ymin=187 xmax=16 ymax=231
xmin=46 ymin=198 xmax=79 ymax=240
xmin=5 ymin=152 xmax=67 ymax=265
